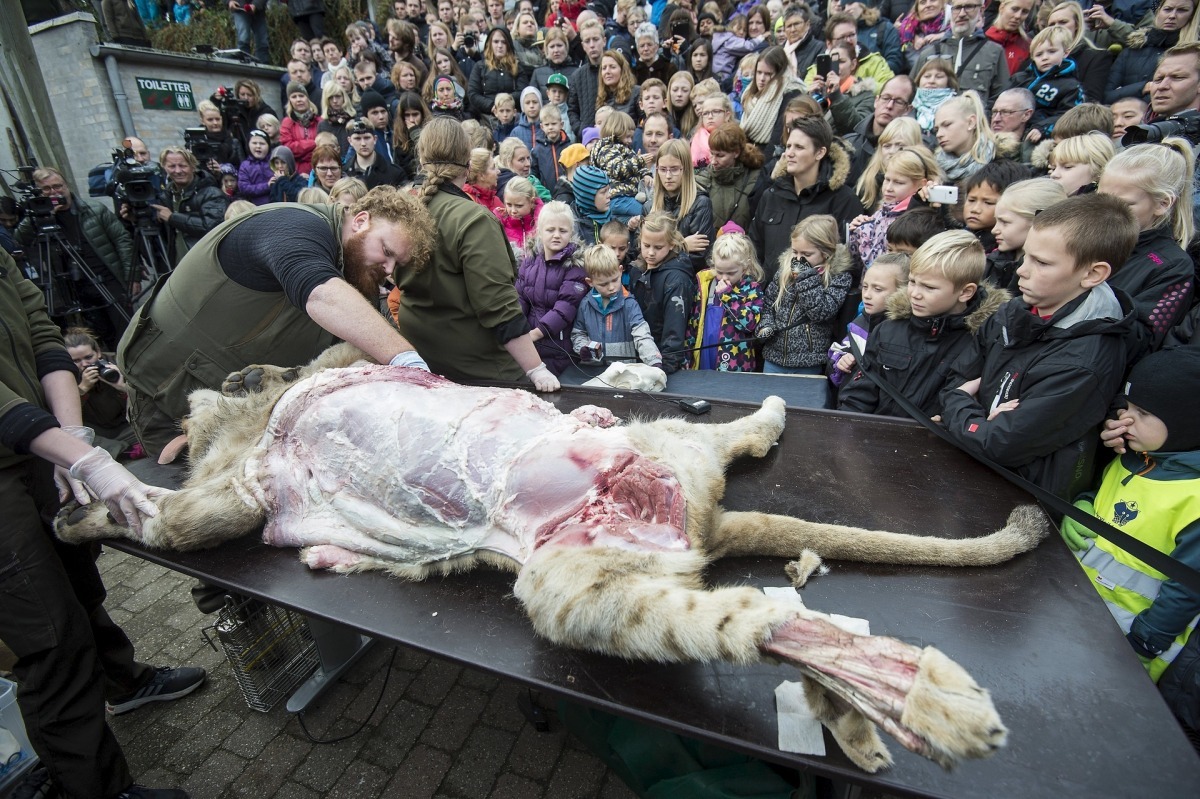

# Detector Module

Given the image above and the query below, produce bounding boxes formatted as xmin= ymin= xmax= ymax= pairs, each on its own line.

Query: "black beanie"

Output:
xmin=1124 ymin=347 xmax=1200 ymax=451
xmin=359 ymin=90 xmax=388 ymax=113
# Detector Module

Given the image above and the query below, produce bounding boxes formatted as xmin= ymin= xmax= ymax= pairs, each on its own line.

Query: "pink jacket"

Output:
xmin=501 ymin=198 xmax=543 ymax=251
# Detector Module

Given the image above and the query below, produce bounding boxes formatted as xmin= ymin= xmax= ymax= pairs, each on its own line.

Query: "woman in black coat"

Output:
xmin=466 ymin=27 xmax=533 ymax=120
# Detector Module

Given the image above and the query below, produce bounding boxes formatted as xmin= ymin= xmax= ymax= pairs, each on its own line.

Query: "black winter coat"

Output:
xmin=160 ymin=172 xmax=226 ymax=260
xmin=467 ymin=61 xmax=534 ymax=118
xmin=839 ymin=285 xmax=1007 ymax=418
xmin=940 ymin=285 xmax=1137 ymax=500
xmin=1105 ymin=29 xmax=1173 ymax=103
xmin=344 ymin=153 xmax=407 ymax=189
xmin=657 ymin=191 xmax=715 ymax=273
xmin=1107 ymin=225 xmax=1195 ymax=359
xmin=628 ymin=251 xmax=696 ymax=374
xmin=568 ymin=62 xmax=600 ymax=135
xmin=1071 ymin=43 xmax=1116 ymax=103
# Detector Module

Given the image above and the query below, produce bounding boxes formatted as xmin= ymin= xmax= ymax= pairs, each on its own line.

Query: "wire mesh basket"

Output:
xmin=203 ymin=595 xmax=319 ymax=712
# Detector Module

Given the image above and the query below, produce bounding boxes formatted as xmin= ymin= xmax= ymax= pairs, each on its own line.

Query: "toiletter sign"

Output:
xmin=136 ymin=78 xmax=195 ymax=111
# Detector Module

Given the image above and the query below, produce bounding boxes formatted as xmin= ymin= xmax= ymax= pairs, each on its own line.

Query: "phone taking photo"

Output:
xmin=816 ymin=54 xmax=833 ymax=76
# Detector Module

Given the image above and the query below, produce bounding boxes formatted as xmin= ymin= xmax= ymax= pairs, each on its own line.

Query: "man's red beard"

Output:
xmin=341 ymin=229 xmax=386 ymax=301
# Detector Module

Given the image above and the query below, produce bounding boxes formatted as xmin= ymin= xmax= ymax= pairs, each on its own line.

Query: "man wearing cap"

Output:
xmin=117 ymin=186 xmax=437 ymax=458
xmin=344 ymin=117 xmax=407 ymax=188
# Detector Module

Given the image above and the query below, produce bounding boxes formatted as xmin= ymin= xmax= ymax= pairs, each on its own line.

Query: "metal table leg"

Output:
xmin=286 ymin=616 xmax=375 ymax=713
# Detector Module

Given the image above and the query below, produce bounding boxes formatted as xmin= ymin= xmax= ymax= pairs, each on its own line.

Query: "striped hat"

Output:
xmin=572 ymin=165 xmax=611 ymax=222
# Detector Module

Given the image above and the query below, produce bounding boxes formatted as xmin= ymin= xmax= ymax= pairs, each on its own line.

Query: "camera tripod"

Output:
xmin=126 ymin=204 xmax=174 ymax=304
xmin=26 ymin=213 xmax=131 ymax=328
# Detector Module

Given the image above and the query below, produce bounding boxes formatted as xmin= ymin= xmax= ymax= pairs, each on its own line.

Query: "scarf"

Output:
xmin=741 ymin=74 xmax=805 ymax=145
xmin=896 ymin=14 xmax=948 ymax=48
xmin=325 ymin=108 xmax=350 ymax=126
xmin=935 ymin=138 xmax=994 ymax=182
xmin=290 ymin=107 xmax=317 ymax=127
xmin=913 ymin=87 xmax=956 ymax=133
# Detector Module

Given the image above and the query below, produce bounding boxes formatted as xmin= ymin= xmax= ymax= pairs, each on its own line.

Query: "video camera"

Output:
xmin=13 ymin=165 xmax=58 ymax=234
xmin=211 ymin=85 xmax=247 ymax=122
xmin=109 ymin=147 xmax=159 ymax=207
xmin=1122 ymin=112 xmax=1200 ymax=146
xmin=184 ymin=127 xmax=221 ymax=163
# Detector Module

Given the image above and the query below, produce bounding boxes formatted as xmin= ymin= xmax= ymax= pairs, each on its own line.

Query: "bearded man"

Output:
xmin=117 ymin=186 xmax=436 ymax=457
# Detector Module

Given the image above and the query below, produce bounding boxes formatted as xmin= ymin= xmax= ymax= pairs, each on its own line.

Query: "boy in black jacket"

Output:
xmin=1009 ymin=26 xmax=1083 ymax=142
xmin=839 ymin=232 xmax=1007 ymax=417
xmin=940 ymin=193 xmax=1140 ymax=500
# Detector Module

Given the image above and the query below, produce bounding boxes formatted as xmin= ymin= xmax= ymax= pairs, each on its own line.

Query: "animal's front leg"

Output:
xmin=221 ymin=342 xmax=372 ymax=397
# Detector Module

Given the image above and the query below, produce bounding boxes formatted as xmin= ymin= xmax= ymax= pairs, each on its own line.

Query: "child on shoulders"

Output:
xmin=590 ymin=111 xmax=650 ymax=224
xmin=685 ymin=232 xmax=764 ymax=372
xmin=940 ymin=193 xmax=1139 ymax=500
xmin=515 ymin=201 xmax=588 ymax=376
xmin=628 ymin=211 xmax=696 ymax=373
xmin=838 ymin=232 xmax=1008 ymax=418
xmin=572 ymin=244 xmax=663 ymax=368
xmin=829 ymin=253 xmax=909 ymax=387
xmin=1009 ymin=27 xmax=1083 ymax=144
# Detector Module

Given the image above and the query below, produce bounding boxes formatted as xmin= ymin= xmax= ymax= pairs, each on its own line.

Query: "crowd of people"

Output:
xmin=4 ymin=0 xmax=1200 ymax=796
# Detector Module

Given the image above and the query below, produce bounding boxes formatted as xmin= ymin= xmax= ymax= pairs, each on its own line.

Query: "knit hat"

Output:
xmin=434 ymin=75 xmax=465 ymax=101
xmin=558 ymin=143 xmax=590 ymax=169
xmin=520 ymin=86 xmax=541 ymax=106
xmin=1123 ymin=347 xmax=1200 ymax=451
xmin=286 ymin=80 xmax=308 ymax=98
xmin=249 ymin=128 xmax=269 ymax=142
xmin=359 ymin=89 xmax=388 ymax=113
xmin=546 ymin=73 xmax=569 ymax=90
xmin=572 ymin=165 xmax=612 ymax=223
xmin=581 ymin=126 xmax=600 ymax=146
xmin=698 ymin=12 xmax=718 ymax=27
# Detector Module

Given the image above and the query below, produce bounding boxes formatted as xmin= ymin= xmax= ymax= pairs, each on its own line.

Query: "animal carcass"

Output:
xmin=57 ymin=343 xmax=1050 ymax=772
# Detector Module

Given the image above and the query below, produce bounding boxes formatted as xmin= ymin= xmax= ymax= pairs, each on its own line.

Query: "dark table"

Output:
xmin=559 ymin=364 xmax=832 ymax=408
xmin=114 ymin=388 xmax=1200 ymax=798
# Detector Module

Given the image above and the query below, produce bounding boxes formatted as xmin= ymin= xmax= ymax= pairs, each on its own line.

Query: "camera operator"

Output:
xmin=1133 ymin=43 xmax=1200 ymax=230
xmin=192 ymin=100 xmax=246 ymax=173
xmin=126 ymin=147 xmax=225 ymax=267
xmin=228 ymin=0 xmax=270 ymax=64
xmin=0 ymin=196 xmax=18 ymax=258
xmin=15 ymin=168 xmax=134 ymax=349
xmin=64 ymin=327 xmax=138 ymax=459
xmin=225 ymin=79 xmax=277 ymax=151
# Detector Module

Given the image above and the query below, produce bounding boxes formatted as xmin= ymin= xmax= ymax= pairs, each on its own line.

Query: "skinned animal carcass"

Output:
xmin=57 ymin=343 xmax=1050 ymax=772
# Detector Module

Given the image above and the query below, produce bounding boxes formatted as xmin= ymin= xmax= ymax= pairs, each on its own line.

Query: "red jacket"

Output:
xmin=280 ymin=113 xmax=321 ymax=175
xmin=985 ymin=27 xmax=1029 ymax=77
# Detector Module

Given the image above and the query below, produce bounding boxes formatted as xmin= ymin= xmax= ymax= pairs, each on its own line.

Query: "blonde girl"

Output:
xmin=515 ymin=200 xmax=587 ymax=375
xmin=1048 ymin=132 xmax=1114 ymax=196
xmin=630 ymin=211 xmax=696 ymax=373
xmin=296 ymin=186 xmax=330 ymax=204
xmin=758 ymin=214 xmax=853 ymax=374
xmin=329 ymin=176 xmax=368 ymax=205
xmin=666 ymin=71 xmax=695 ymax=131
xmin=913 ymin=58 xmax=959 ymax=135
xmin=685 ymin=232 xmax=765 ymax=371
xmin=501 ymin=176 xmax=543 ymax=251
xmin=327 ymin=64 xmax=356 ymax=95
xmin=849 ymin=146 xmax=941 ymax=268
xmin=651 ymin=138 xmax=715 ymax=271
xmin=933 ymin=91 xmax=996 ymax=181
xmin=988 ymin=178 xmax=1068 ymax=288
xmin=1098 ymin=140 xmax=1197 ymax=349
xmin=829 ymin=252 xmax=910 ymax=385
xmin=855 ymin=116 xmax=923 ymax=210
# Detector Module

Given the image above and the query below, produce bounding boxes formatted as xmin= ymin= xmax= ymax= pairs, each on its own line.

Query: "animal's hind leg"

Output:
xmin=704 ymin=505 xmax=1050 ymax=567
xmin=221 ymin=342 xmax=371 ymax=397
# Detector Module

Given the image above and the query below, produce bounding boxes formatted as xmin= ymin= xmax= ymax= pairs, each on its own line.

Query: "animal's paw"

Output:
xmin=54 ymin=501 xmax=121 ymax=544
xmin=785 ymin=550 xmax=827 ymax=588
xmin=900 ymin=647 xmax=1007 ymax=769
xmin=802 ymin=677 xmax=893 ymax=772
xmin=222 ymin=365 xmax=301 ymax=397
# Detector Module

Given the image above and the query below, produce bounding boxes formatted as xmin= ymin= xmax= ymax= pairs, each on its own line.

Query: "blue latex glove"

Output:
xmin=1060 ymin=498 xmax=1098 ymax=551
xmin=389 ymin=351 xmax=429 ymax=371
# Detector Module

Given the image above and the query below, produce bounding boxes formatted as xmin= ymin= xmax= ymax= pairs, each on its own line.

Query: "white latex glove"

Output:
xmin=68 ymin=447 xmax=174 ymax=536
xmin=526 ymin=363 xmax=560 ymax=392
xmin=390 ymin=351 xmax=430 ymax=371
xmin=55 ymin=426 xmax=95 ymax=504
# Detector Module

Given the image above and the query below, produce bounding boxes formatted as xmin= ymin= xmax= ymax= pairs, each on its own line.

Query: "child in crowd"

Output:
xmin=838 ymin=231 xmax=1007 ymax=418
xmin=628 ymin=211 xmax=696 ymax=373
xmin=829 ymin=253 xmax=909 ymax=387
xmin=932 ymin=91 xmax=996 ymax=182
xmin=913 ymin=59 xmax=958 ymax=137
xmin=1098 ymin=140 xmax=1197 ymax=358
xmin=516 ymin=200 xmax=588 ymax=375
xmin=1061 ymin=346 xmax=1200 ymax=733
xmin=502 ymin=176 xmax=544 ymax=252
xmin=958 ymin=159 xmax=1030 ymax=253
xmin=256 ymin=113 xmax=281 ymax=148
xmin=685 ymin=232 xmax=763 ymax=372
xmin=591 ymin=112 xmax=648 ymax=223
xmin=633 ymin=78 xmax=670 ymax=151
xmin=849 ymin=146 xmax=940 ymax=269
xmin=885 ymin=207 xmax=948 ymax=255
xmin=571 ymin=164 xmax=613 ymax=244
xmin=268 ymin=145 xmax=305 ymax=202
xmin=572 ymin=243 xmax=664 ymax=368
xmin=1110 ymin=96 xmax=1147 ymax=144
xmin=940 ymin=193 xmax=1139 ymax=500
xmin=173 ymin=0 xmax=192 ymax=25
xmin=545 ymin=73 xmax=574 ymax=143
xmin=532 ymin=104 xmax=572 ymax=195
xmin=217 ymin=164 xmax=239 ymax=201
xmin=514 ymin=86 xmax=543 ymax=150
xmin=430 ymin=75 xmax=466 ymax=120
xmin=1048 ymin=132 xmax=1114 ymax=196
xmin=492 ymin=93 xmax=519 ymax=144
xmin=63 ymin=327 xmax=139 ymax=460
xmin=854 ymin=117 xmax=924 ymax=212
xmin=224 ymin=200 xmax=256 ymax=220
xmin=1009 ymin=26 xmax=1083 ymax=143
xmin=599 ymin=219 xmax=633 ymax=272
xmin=987 ymin=178 xmax=1068 ymax=290
xmin=758 ymin=215 xmax=853 ymax=375
xmin=554 ymin=143 xmax=590 ymax=206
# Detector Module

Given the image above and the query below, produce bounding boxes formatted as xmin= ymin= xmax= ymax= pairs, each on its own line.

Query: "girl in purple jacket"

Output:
xmin=237 ymin=129 xmax=274 ymax=205
xmin=516 ymin=200 xmax=589 ymax=375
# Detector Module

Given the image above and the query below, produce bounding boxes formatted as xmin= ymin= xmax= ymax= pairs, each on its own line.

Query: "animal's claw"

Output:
xmin=222 ymin=365 xmax=301 ymax=397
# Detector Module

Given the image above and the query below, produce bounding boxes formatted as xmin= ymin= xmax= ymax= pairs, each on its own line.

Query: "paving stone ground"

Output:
xmin=97 ymin=547 xmax=641 ymax=799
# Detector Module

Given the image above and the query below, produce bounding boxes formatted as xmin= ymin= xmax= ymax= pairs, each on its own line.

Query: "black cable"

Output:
xmin=295 ymin=646 xmax=397 ymax=744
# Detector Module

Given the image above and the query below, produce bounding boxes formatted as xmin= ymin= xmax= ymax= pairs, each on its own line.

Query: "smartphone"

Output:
xmin=671 ymin=22 xmax=687 ymax=38
xmin=816 ymin=54 xmax=833 ymax=76
xmin=928 ymin=185 xmax=959 ymax=204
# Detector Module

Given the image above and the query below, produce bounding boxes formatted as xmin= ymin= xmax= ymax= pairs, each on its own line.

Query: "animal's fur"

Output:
xmin=55 ymin=342 xmax=1051 ymax=772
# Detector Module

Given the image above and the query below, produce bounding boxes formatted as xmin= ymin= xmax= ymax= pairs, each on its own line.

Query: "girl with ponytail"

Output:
xmin=932 ymin=91 xmax=996 ymax=182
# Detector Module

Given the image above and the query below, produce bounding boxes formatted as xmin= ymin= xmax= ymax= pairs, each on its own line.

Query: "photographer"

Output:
xmin=228 ymin=0 xmax=270 ymax=64
xmin=227 ymin=79 xmax=277 ymax=150
xmin=192 ymin=100 xmax=246 ymax=173
xmin=633 ymin=22 xmax=679 ymax=85
xmin=15 ymin=168 xmax=134 ymax=349
xmin=64 ymin=327 xmax=138 ymax=459
xmin=135 ymin=147 xmax=225 ymax=266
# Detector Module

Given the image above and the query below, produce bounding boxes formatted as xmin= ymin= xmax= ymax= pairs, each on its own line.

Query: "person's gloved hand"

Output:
xmin=390 ymin=351 xmax=430 ymax=371
xmin=1059 ymin=498 xmax=1098 ymax=551
xmin=527 ymin=363 xmax=560 ymax=392
xmin=1126 ymin=630 xmax=1163 ymax=661
xmin=68 ymin=447 xmax=174 ymax=536
xmin=55 ymin=426 xmax=95 ymax=504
